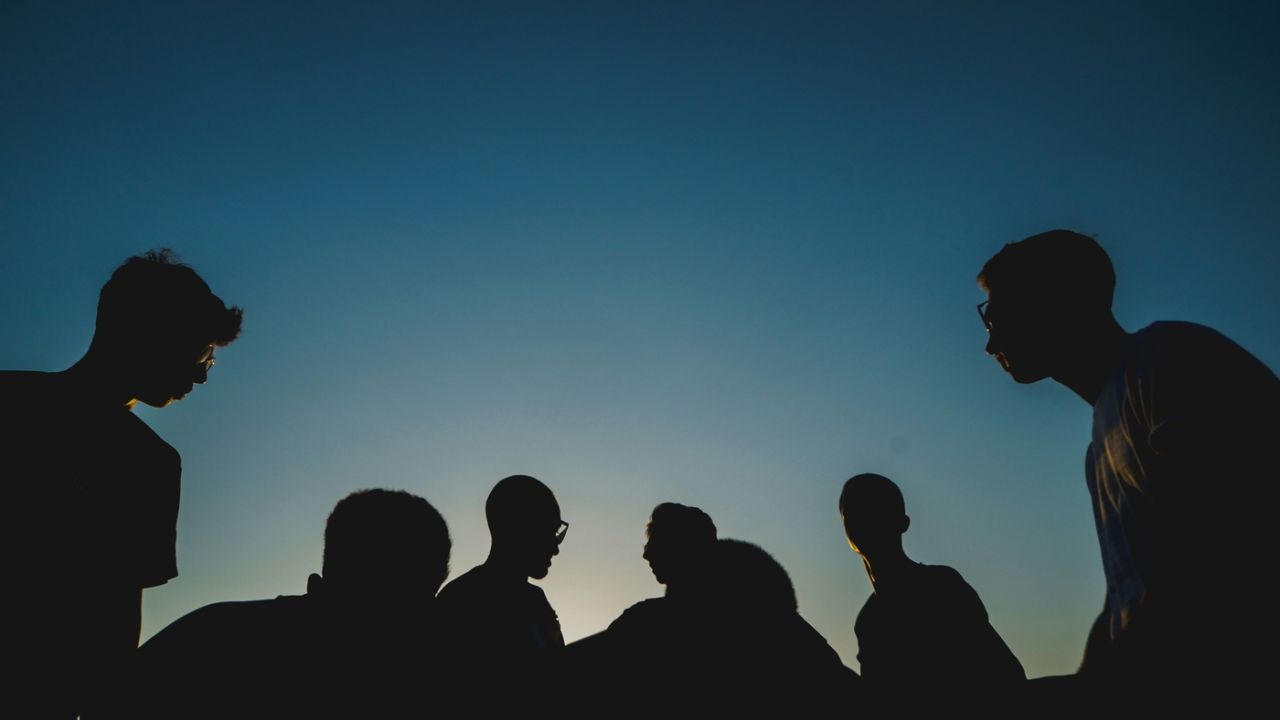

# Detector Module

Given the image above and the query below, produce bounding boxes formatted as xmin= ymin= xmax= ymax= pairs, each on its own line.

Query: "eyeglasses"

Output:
xmin=197 ymin=345 xmax=217 ymax=371
xmin=555 ymin=520 xmax=569 ymax=544
xmin=977 ymin=300 xmax=992 ymax=332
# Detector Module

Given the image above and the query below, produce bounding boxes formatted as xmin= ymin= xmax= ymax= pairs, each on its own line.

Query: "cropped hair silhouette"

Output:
xmin=647 ymin=502 xmax=716 ymax=545
xmin=94 ymin=248 xmax=243 ymax=347
xmin=321 ymin=488 xmax=451 ymax=592
xmin=644 ymin=502 xmax=717 ymax=590
xmin=977 ymin=229 xmax=1114 ymax=313
xmin=840 ymin=473 xmax=905 ymax=519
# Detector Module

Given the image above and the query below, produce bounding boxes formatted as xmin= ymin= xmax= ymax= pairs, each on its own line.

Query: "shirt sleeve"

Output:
xmin=132 ymin=443 xmax=181 ymax=588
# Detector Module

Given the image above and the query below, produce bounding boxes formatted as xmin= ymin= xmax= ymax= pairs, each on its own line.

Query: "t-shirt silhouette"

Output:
xmin=136 ymin=592 xmax=436 ymax=719
xmin=855 ymin=562 xmax=1024 ymax=694
xmin=571 ymin=594 xmax=858 ymax=713
xmin=435 ymin=561 xmax=564 ymax=697
xmin=3 ymin=370 xmax=181 ymax=717
xmin=1082 ymin=321 xmax=1279 ymax=695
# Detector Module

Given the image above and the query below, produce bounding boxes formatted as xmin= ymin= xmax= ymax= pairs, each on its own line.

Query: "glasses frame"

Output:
xmin=197 ymin=345 xmax=217 ymax=371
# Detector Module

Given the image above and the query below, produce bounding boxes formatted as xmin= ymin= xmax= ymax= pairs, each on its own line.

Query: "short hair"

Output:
xmin=977 ymin=230 xmax=1115 ymax=313
xmin=96 ymin=249 xmax=243 ymax=347
xmin=647 ymin=502 xmax=717 ymax=547
xmin=322 ymin=489 xmax=451 ymax=591
xmin=839 ymin=473 xmax=905 ymax=518
xmin=486 ymin=475 xmax=558 ymax=535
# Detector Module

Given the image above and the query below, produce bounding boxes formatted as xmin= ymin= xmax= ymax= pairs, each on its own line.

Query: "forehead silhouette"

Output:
xmin=486 ymin=475 xmax=559 ymax=532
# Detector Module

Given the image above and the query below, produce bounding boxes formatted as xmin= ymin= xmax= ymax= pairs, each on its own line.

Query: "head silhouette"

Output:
xmin=977 ymin=229 xmax=1114 ymax=383
xmin=486 ymin=475 xmax=564 ymax=580
xmin=707 ymin=539 xmax=798 ymax=615
xmin=316 ymin=489 xmax=451 ymax=611
xmin=90 ymin=249 xmax=243 ymax=407
xmin=839 ymin=473 xmax=909 ymax=559
xmin=642 ymin=503 xmax=717 ymax=590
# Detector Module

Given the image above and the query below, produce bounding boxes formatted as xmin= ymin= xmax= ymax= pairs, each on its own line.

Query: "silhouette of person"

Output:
xmin=695 ymin=539 xmax=859 ymax=713
xmin=641 ymin=502 xmax=718 ymax=597
xmin=978 ymin=230 xmax=1279 ymax=708
xmin=839 ymin=473 xmax=1024 ymax=709
xmin=564 ymin=502 xmax=718 ymax=700
xmin=571 ymin=516 xmax=857 ymax=713
xmin=132 ymin=489 xmax=451 ymax=719
xmin=435 ymin=474 xmax=566 ymax=698
xmin=1 ymin=249 xmax=242 ymax=718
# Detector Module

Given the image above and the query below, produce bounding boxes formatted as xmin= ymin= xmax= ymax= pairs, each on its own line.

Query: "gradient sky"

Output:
xmin=3 ymin=1 xmax=1277 ymax=677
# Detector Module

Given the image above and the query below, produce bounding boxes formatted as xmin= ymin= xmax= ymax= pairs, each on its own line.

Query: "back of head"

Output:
xmin=95 ymin=249 xmax=243 ymax=350
xmin=977 ymin=229 xmax=1115 ymax=316
xmin=322 ymin=489 xmax=451 ymax=601
xmin=840 ymin=473 xmax=904 ymax=517
xmin=708 ymin=539 xmax=797 ymax=614
xmin=840 ymin=473 xmax=907 ymax=553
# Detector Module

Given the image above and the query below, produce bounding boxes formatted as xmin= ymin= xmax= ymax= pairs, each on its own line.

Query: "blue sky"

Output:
xmin=3 ymin=1 xmax=1277 ymax=676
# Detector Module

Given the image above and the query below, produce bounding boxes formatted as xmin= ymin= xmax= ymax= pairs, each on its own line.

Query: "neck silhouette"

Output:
xmin=485 ymin=545 xmax=531 ymax=581
xmin=1051 ymin=315 xmax=1130 ymax=405
xmin=63 ymin=348 xmax=139 ymax=409
xmin=859 ymin=539 xmax=915 ymax=593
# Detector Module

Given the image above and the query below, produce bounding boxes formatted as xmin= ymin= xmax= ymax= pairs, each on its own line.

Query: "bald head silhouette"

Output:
xmin=486 ymin=475 xmax=564 ymax=580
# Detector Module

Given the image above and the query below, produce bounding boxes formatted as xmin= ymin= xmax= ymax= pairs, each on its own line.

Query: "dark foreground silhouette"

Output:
xmin=567 ymin=505 xmax=858 ymax=714
xmin=434 ymin=474 xmax=567 ymax=705
xmin=132 ymin=489 xmax=450 ymax=719
xmin=840 ymin=473 xmax=1025 ymax=711
xmin=979 ymin=229 xmax=1280 ymax=710
xmin=2 ymin=249 xmax=241 ymax=719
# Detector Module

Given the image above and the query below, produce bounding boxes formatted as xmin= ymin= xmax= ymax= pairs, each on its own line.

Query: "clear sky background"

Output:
xmin=3 ymin=1 xmax=1277 ymax=677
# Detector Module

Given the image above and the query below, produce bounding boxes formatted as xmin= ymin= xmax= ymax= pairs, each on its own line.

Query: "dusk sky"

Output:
xmin=3 ymin=1 xmax=1277 ymax=677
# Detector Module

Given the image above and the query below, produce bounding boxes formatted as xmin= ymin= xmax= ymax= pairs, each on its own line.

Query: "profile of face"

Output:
xmin=641 ymin=507 xmax=715 ymax=589
xmin=520 ymin=509 xmax=567 ymax=580
xmin=980 ymin=292 xmax=1059 ymax=384
xmin=642 ymin=531 xmax=673 ymax=585
xmin=133 ymin=339 xmax=217 ymax=407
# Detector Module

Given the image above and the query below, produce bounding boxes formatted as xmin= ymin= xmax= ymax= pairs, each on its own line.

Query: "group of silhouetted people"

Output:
xmin=4 ymin=230 xmax=1277 ymax=718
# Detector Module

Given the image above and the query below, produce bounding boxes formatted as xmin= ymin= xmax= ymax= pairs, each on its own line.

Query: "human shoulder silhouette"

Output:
xmin=135 ymin=489 xmax=450 ymax=719
xmin=698 ymin=538 xmax=860 ymax=713
xmin=565 ymin=503 xmax=718 ymax=703
xmin=435 ymin=475 xmax=567 ymax=701
xmin=839 ymin=472 xmax=1024 ymax=709
xmin=3 ymin=249 xmax=241 ymax=719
